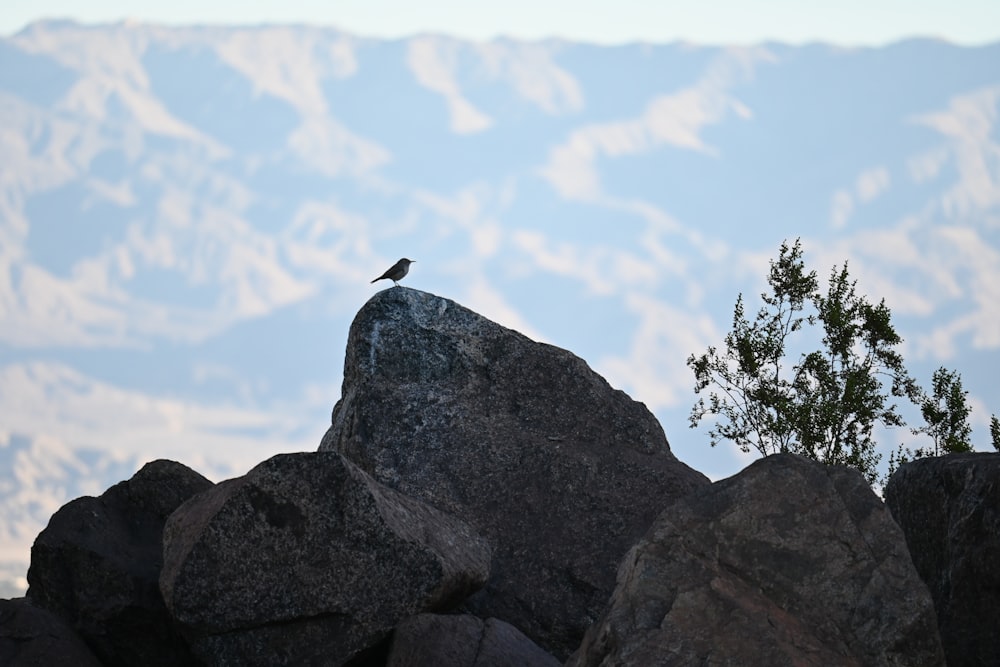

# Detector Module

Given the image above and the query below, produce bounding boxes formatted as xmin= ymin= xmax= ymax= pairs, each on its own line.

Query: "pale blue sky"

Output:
xmin=3 ymin=0 xmax=1000 ymax=45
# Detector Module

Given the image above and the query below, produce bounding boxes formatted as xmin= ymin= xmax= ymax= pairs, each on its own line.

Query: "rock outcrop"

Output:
xmin=569 ymin=454 xmax=945 ymax=667
xmin=25 ymin=459 xmax=211 ymax=666
xmin=884 ymin=452 xmax=1000 ymax=667
xmin=15 ymin=290 xmax=989 ymax=666
xmin=386 ymin=614 xmax=560 ymax=667
xmin=319 ymin=287 xmax=709 ymax=657
xmin=160 ymin=451 xmax=491 ymax=666
xmin=0 ymin=597 xmax=103 ymax=667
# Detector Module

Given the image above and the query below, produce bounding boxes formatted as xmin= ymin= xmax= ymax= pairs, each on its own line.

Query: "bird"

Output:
xmin=371 ymin=258 xmax=415 ymax=287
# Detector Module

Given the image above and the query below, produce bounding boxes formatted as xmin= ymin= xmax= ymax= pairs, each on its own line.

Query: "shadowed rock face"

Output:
xmin=0 ymin=597 xmax=103 ymax=667
xmin=160 ymin=451 xmax=491 ymax=667
xmin=26 ymin=459 xmax=211 ymax=667
xmin=884 ymin=452 xmax=1000 ymax=667
xmin=568 ymin=454 xmax=945 ymax=667
xmin=319 ymin=287 xmax=709 ymax=658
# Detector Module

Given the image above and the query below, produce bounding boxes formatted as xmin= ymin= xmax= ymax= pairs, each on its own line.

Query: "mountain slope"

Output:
xmin=1 ymin=20 xmax=998 ymax=596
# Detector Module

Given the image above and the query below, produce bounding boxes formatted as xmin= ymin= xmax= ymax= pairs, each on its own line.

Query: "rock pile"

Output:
xmin=6 ymin=288 xmax=977 ymax=666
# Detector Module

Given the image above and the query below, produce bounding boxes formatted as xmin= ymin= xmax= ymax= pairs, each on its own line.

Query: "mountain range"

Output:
xmin=1 ymin=19 xmax=998 ymax=597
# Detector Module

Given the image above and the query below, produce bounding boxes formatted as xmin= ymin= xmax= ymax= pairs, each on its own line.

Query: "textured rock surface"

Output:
xmin=386 ymin=614 xmax=560 ymax=667
xmin=319 ymin=288 xmax=709 ymax=658
xmin=569 ymin=454 xmax=945 ymax=667
xmin=160 ymin=451 xmax=491 ymax=666
xmin=25 ymin=459 xmax=211 ymax=666
xmin=884 ymin=452 xmax=1000 ymax=667
xmin=0 ymin=597 xmax=103 ymax=667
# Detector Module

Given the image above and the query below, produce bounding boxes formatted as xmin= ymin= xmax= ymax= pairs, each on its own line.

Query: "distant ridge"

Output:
xmin=0 ymin=22 xmax=998 ymax=600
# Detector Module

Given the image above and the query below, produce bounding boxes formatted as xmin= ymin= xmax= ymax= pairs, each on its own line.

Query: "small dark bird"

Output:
xmin=371 ymin=258 xmax=415 ymax=286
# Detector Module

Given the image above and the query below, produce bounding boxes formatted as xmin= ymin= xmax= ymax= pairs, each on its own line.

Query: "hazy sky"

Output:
xmin=3 ymin=0 xmax=1000 ymax=45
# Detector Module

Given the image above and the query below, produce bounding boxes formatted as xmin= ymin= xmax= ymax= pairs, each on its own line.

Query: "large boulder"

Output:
xmin=569 ymin=454 xmax=945 ymax=666
xmin=319 ymin=287 xmax=709 ymax=657
xmin=25 ymin=459 xmax=211 ymax=666
xmin=160 ymin=451 xmax=491 ymax=666
xmin=884 ymin=452 xmax=1000 ymax=667
xmin=0 ymin=597 xmax=103 ymax=667
xmin=386 ymin=614 xmax=560 ymax=667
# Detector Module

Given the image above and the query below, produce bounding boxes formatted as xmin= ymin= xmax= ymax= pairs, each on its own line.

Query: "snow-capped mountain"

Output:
xmin=1 ymin=20 xmax=998 ymax=596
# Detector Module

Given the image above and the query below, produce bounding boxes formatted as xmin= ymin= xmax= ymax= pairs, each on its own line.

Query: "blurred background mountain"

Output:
xmin=1 ymin=19 xmax=998 ymax=596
